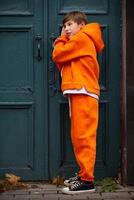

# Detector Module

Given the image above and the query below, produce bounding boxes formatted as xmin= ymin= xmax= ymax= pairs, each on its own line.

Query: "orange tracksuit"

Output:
xmin=52 ymin=23 xmax=104 ymax=181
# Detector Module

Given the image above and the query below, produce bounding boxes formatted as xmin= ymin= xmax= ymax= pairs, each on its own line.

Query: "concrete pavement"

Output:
xmin=0 ymin=183 xmax=134 ymax=200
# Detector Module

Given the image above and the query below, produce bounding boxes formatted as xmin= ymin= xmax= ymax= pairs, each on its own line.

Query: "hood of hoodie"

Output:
xmin=81 ymin=23 xmax=104 ymax=53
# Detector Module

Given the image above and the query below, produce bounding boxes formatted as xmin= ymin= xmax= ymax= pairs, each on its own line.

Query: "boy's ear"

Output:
xmin=80 ymin=22 xmax=85 ymax=29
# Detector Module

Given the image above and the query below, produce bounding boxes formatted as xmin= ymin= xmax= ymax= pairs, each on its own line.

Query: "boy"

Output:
xmin=52 ymin=11 xmax=104 ymax=194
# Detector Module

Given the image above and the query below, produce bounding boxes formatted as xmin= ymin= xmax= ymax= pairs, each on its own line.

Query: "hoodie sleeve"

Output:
xmin=52 ymin=33 xmax=92 ymax=64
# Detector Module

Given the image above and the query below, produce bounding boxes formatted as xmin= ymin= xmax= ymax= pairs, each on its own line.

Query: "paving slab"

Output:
xmin=104 ymin=199 xmax=132 ymax=200
xmin=0 ymin=198 xmax=14 ymax=200
xmin=101 ymin=191 xmax=131 ymax=199
xmin=0 ymin=183 xmax=134 ymax=200
xmin=129 ymin=192 xmax=134 ymax=198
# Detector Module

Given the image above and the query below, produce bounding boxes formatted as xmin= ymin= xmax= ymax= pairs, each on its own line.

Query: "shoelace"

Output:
xmin=69 ymin=176 xmax=78 ymax=181
xmin=68 ymin=173 xmax=79 ymax=182
xmin=70 ymin=181 xmax=82 ymax=190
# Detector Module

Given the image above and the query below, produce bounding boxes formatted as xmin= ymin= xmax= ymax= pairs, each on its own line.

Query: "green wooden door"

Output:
xmin=0 ymin=0 xmax=48 ymax=180
xmin=0 ymin=0 xmax=120 ymax=181
xmin=48 ymin=0 xmax=120 ymax=179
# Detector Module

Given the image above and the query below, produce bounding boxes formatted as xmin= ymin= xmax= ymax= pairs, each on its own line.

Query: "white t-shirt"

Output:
xmin=63 ymin=87 xmax=99 ymax=100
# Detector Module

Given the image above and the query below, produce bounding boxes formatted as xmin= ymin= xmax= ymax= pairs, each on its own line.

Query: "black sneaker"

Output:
xmin=62 ymin=180 xmax=95 ymax=194
xmin=64 ymin=174 xmax=81 ymax=186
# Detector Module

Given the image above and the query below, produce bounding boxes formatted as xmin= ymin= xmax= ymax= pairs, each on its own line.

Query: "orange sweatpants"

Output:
xmin=70 ymin=94 xmax=99 ymax=182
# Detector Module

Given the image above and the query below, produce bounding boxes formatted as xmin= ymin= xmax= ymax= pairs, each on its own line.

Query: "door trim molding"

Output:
xmin=121 ymin=0 xmax=127 ymax=185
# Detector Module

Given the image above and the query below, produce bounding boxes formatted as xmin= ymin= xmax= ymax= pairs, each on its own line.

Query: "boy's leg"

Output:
xmin=70 ymin=94 xmax=98 ymax=182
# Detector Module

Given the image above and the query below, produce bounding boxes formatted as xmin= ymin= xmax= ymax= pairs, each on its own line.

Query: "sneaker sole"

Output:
xmin=62 ymin=187 xmax=95 ymax=195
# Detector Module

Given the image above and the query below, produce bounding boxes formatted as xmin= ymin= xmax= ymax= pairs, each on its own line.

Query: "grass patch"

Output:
xmin=95 ymin=177 xmax=120 ymax=192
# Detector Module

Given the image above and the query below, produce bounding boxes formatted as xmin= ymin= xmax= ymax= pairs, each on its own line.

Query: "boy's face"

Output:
xmin=63 ymin=20 xmax=85 ymax=39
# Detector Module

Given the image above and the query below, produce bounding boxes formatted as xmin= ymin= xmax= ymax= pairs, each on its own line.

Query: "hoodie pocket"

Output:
xmin=62 ymin=64 xmax=73 ymax=83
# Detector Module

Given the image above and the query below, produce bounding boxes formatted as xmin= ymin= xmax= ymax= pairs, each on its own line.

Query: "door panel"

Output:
xmin=49 ymin=0 xmax=120 ymax=179
xmin=0 ymin=0 xmax=48 ymax=180
xmin=0 ymin=0 xmax=33 ymax=15
xmin=0 ymin=27 xmax=33 ymax=88
xmin=58 ymin=0 xmax=108 ymax=14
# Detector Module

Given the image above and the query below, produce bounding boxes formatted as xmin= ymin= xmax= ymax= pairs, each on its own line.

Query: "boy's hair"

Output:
xmin=63 ymin=11 xmax=88 ymax=25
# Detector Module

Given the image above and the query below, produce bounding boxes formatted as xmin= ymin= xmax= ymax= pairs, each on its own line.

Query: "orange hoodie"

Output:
xmin=52 ymin=23 xmax=104 ymax=96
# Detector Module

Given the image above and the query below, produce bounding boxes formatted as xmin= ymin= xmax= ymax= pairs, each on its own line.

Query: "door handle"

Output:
xmin=49 ymin=33 xmax=58 ymax=97
xmin=35 ymin=34 xmax=42 ymax=61
xmin=49 ymin=61 xmax=57 ymax=96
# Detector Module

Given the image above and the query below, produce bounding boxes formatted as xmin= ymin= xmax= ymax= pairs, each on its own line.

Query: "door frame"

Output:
xmin=121 ymin=0 xmax=127 ymax=185
xmin=42 ymin=0 xmax=49 ymax=180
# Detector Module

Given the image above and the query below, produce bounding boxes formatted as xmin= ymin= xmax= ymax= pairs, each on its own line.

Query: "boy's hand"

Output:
xmin=61 ymin=26 xmax=70 ymax=39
